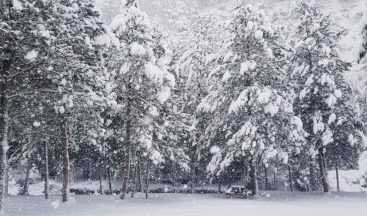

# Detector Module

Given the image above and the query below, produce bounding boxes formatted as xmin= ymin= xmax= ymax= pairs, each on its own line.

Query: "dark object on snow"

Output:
xmin=70 ymin=188 xmax=96 ymax=195
xmin=225 ymin=186 xmax=252 ymax=199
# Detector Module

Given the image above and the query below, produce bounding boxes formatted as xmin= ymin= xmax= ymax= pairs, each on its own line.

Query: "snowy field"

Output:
xmin=2 ymin=192 xmax=367 ymax=216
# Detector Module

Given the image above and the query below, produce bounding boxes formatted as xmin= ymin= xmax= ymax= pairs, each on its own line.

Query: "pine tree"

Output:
xmin=291 ymin=2 xmax=355 ymax=192
xmin=109 ymin=1 xmax=176 ymax=199
xmin=0 ymin=0 xmax=57 ymax=209
xmin=198 ymin=2 xmax=305 ymax=196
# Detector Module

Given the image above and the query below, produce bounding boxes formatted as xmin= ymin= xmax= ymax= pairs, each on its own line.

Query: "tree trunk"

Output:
xmin=145 ymin=158 xmax=150 ymax=199
xmin=318 ymin=148 xmax=329 ymax=192
xmin=264 ymin=164 xmax=269 ymax=190
xmin=0 ymin=82 xmax=8 ymax=211
xmin=137 ymin=157 xmax=142 ymax=192
xmin=130 ymin=146 xmax=138 ymax=198
xmin=249 ymin=156 xmax=258 ymax=196
xmin=99 ymin=172 xmax=103 ymax=195
xmin=61 ymin=116 xmax=70 ymax=202
xmin=309 ymin=157 xmax=316 ymax=191
xmin=218 ymin=183 xmax=221 ymax=193
xmin=189 ymin=146 xmax=196 ymax=194
xmin=335 ymin=162 xmax=340 ymax=192
xmin=121 ymin=86 xmax=132 ymax=200
xmin=22 ymin=146 xmax=32 ymax=195
xmin=334 ymin=152 xmax=340 ymax=192
xmin=44 ymin=140 xmax=49 ymax=200
xmin=288 ymin=164 xmax=294 ymax=192
xmin=107 ymin=167 xmax=112 ymax=195
xmin=130 ymin=161 xmax=137 ymax=198
xmin=4 ymin=155 xmax=8 ymax=198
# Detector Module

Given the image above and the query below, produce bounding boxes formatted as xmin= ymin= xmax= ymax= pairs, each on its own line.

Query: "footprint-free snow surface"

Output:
xmin=3 ymin=192 xmax=367 ymax=216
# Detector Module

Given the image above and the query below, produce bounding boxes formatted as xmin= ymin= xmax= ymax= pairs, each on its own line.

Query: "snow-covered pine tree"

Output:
xmin=291 ymin=2 xmax=355 ymax=193
xmin=109 ymin=1 xmax=175 ymax=199
xmin=198 ymin=2 xmax=305 ymax=196
xmin=39 ymin=0 xmax=111 ymax=202
xmin=0 ymin=0 xmax=58 ymax=209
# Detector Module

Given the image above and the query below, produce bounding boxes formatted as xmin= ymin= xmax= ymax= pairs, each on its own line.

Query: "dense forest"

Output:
xmin=1 ymin=0 xmax=367 ymax=213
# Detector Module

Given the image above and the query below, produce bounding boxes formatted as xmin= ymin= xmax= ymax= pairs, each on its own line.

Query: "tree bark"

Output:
xmin=137 ymin=157 xmax=142 ymax=192
xmin=99 ymin=172 xmax=103 ymax=195
xmin=309 ymin=157 xmax=317 ymax=191
xmin=107 ymin=167 xmax=112 ymax=195
xmin=121 ymin=86 xmax=132 ymax=200
xmin=44 ymin=140 xmax=49 ymax=200
xmin=145 ymin=158 xmax=150 ymax=199
xmin=335 ymin=161 xmax=340 ymax=192
xmin=318 ymin=148 xmax=329 ymax=192
xmin=61 ymin=116 xmax=70 ymax=202
xmin=249 ymin=156 xmax=258 ymax=196
xmin=22 ymin=151 xmax=32 ymax=195
xmin=288 ymin=164 xmax=294 ymax=192
xmin=0 ymin=81 xmax=8 ymax=211
xmin=334 ymin=152 xmax=340 ymax=192
xmin=4 ymin=162 xmax=8 ymax=198
xmin=264 ymin=164 xmax=269 ymax=190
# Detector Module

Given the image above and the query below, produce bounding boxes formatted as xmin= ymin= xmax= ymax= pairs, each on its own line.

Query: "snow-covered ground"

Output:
xmin=2 ymin=192 xmax=367 ymax=216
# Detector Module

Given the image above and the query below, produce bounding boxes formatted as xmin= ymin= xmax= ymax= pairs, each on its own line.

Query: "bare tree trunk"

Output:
xmin=0 ymin=83 xmax=9 ymax=211
xmin=107 ymin=167 xmax=112 ymax=194
xmin=334 ymin=152 xmax=340 ymax=192
xmin=121 ymin=88 xmax=132 ymax=200
xmin=273 ymin=172 xmax=277 ymax=190
xmin=309 ymin=157 xmax=316 ymax=191
xmin=318 ymin=148 xmax=329 ymax=192
xmin=130 ymin=145 xmax=137 ymax=198
xmin=130 ymin=161 xmax=137 ymax=198
xmin=99 ymin=172 xmax=103 ymax=195
xmin=22 ymin=144 xmax=32 ymax=195
xmin=145 ymin=158 xmax=150 ymax=199
xmin=335 ymin=164 xmax=340 ymax=192
xmin=264 ymin=164 xmax=269 ymax=190
xmin=137 ymin=157 xmax=142 ymax=192
xmin=4 ymin=155 xmax=8 ymax=198
xmin=44 ymin=140 xmax=49 ymax=200
xmin=288 ymin=164 xmax=294 ymax=192
xmin=249 ymin=156 xmax=258 ymax=196
xmin=61 ymin=116 xmax=70 ymax=202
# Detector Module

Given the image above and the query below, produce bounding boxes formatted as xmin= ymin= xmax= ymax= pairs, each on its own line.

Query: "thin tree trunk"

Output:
xmin=309 ymin=157 xmax=316 ymax=192
xmin=107 ymin=167 xmax=112 ymax=195
xmin=130 ymin=161 xmax=137 ymax=198
xmin=318 ymin=148 xmax=329 ymax=192
xmin=218 ymin=183 xmax=222 ymax=193
xmin=189 ymin=145 xmax=196 ymax=194
xmin=335 ymin=164 xmax=340 ymax=192
xmin=22 ymin=146 xmax=32 ymax=195
xmin=264 ymin=164 xmax=269 ymax=190
xmin=4 ymin=155 xmax=8 ymax=198
xmin=0 ymin=84 xmax=8 ymax=211
xmin=137 ymin=157 xmax=142 ymax=192
xmin=249 ymin=156 xmax=258 ymax=196
xmin=145 ymin=158 xmax=150 ymax=199
xmin=121 ymin=86 xmax=132 ymax=200
xmin=44 ymin=140 xmax=49 ymax=200
xmin=61 ymin=116 xmax=70 ymax=202
xmin=288 ymin=164 xmax=294 ymax=192
xmin=273 ymin=172 xmax=277 ymax=190
xmin=130 ymin=145 xmax=138 ymax=198
xmin=99 ymin=172 xmax=103 ymax=195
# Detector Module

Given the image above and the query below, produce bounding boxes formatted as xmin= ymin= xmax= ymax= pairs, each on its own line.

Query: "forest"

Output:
xmin=1 ymin=0 xmax=367 ymax=215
